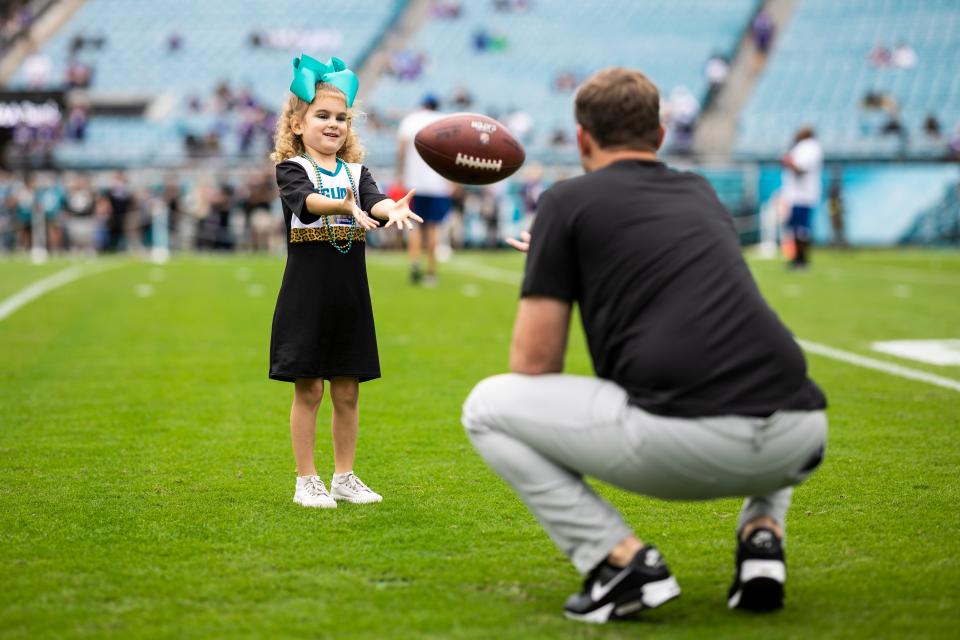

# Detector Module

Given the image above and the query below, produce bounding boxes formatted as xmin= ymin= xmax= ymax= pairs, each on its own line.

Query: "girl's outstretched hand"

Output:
xmin=384 ymin=189 xmax=424 ymax=230
xmin=342 ymin=189 xmax=380 ymax=230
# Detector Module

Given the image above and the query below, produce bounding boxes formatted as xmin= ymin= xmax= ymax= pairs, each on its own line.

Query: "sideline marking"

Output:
xmin=871 ymin=339 xmax=960 ymax=366
xmin=799 ymin=340 xmax=960 ymax=393
xmin=0 ymin=263 xmax=119 ymax=322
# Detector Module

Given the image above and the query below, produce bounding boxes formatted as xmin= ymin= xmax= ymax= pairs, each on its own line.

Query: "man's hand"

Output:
xmin=341 ymin=189 xmax=380 ymax=230
xmin=506 ymin=230 xmax=531 ymax=253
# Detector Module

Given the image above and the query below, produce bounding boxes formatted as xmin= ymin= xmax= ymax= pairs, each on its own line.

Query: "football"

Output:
xmin=414 ymin=113 xmax=525 ymax=185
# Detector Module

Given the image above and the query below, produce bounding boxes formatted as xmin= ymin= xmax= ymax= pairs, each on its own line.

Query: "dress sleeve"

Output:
xmin=520 ymin=189 xmax=579 ymax=302
xmin=357 ymin=165 xmax=390 ymax=213
xmin=276 ymin=161 xmax=321 ymax=224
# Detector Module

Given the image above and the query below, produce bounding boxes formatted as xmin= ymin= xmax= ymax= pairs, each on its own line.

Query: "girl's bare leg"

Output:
xmin=291 ymin=378 xmax=324 ymax=476
xmin=330 ymin=376 xmax=360 ymax=474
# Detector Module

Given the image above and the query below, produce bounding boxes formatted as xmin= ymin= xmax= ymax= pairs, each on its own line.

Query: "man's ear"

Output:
xmin=576 ymin=124 xmax=591 ymax=156
xmin=656 ymin=124 xmax=665 ymax=150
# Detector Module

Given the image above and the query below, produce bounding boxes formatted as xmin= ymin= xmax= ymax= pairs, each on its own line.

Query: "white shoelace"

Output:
xmin=303 ymin=476 xmax=330 ymax=497
xmin=338 ymin=473 xmax=373 ymax=495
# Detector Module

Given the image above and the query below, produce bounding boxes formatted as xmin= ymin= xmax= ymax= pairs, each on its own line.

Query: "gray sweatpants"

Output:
xmin=462 ymin=374 xmax=827 ymax=575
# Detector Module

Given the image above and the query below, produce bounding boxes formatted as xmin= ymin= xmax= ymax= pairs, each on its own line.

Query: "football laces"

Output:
xmin=455 ymin=153 xmax=503 ymax=171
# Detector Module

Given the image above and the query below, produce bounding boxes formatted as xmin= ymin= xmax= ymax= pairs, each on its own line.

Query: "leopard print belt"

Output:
xmin=290 ymin=226 xmax=367 ymax=244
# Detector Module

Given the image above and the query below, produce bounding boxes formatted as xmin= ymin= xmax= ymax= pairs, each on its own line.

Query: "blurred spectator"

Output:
xmin=430 ymin=0 xmax=462 ymax=18
xmin=65 ymin=105 xmax=89 ymax=141
xmin=106 ymin=172 xmax=134 ymax=252
xmin=472 ymin=28 xmax=507 ymax=52
xmin=65 ymin=57 xmax=93 ymax=88
xmin=923 ymin=113 xmax=942 ymax=139
xmin=867 ymin=42 xmax=891 ymax=68
xmin=23 ymin=49 xmax=52 ymax=88
xmin=64 ymin=173 xmax=97 ymax=253
xmin=386 ymin=49 xmax=426 ymax=81
xmin=518 ymin=163 xmax=544 ymax=224
xmin=891 ymin=41 xmax=917 ymax=69
xmin=67 ymin=32 xmax=106 ymax=55
xmin=451 ymin=85 xmax=474 ymax=109
xmin=549 ymin=127 xmax=569 ymax=148
xmin=827 ymin=168 xmax=847 ymax=248
xmin=704 ymin=53 xmax=729 ymax=108
xmin=664 ymin=86 xmax=700 ymax=154
xmin=553 ymin=70 xmax=577 ymax=93
xmin=880 ymin=107 xmax=909 ymax=156
xmin=213 ymin=80 xmax=234 ymax=112
xmin=493 ymin=0 xmax=532 ymax=13
xmin=504 ymin=107 xmax=533 ymax=143
xmin=750 ymin=9 xmax=775 ymax=69
xmin=781 ymin=126 xmax=823 ymax=269
xmin=166 ymin=31 xmax=184 ymax=53
xmin=948 ymin=126 xmax=960 ymax=161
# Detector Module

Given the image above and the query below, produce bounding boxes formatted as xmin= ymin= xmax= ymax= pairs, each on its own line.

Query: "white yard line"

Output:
xmin=799 ymin=340 xmax=960 ymax=393
xmin=444 ymin=258 xmax=522 ymax=285
xmin=877 ymin=268 xmax=959 ymax=287
xmin=0 ymin=262 xmax=119 ymax=322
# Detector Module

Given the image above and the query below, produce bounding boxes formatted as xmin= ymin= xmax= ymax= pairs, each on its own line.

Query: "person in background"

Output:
xmin=781 ymin=126 xmax=823 ymax=269
xmin=396 ymin=93 xmax=454 ymax=286
xmin=827 ymin=167 xmax=847 ymax=248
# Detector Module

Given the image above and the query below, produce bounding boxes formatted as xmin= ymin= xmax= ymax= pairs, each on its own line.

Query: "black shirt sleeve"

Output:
xmin=520 ymin=189 xmax=579 ymax=301
xmin=357 ymin=166 xmax=390 ymax=213
xmin=276 ymin=161 xmax=321 ymax=224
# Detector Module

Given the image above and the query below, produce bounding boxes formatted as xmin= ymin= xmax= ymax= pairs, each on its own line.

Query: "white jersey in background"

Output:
xmin=398 ymin=109 xmax=453 ymax=197
xmin=782 ymin=137 xmax=823 ymax=207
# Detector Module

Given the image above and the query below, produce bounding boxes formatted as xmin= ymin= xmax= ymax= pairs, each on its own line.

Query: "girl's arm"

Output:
xmin=304 ymin=192 xmax=352 ymax=216
xmin=305 ymin=191 xmax=377 ymax=231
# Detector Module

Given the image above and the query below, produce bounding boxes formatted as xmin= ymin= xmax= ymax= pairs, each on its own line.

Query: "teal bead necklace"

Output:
xmin=301 ymin=153 xmax=359 ymax=254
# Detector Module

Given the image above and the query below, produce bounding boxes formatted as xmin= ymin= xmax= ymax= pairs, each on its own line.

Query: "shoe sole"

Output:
xmin=564 ymin=576 xmax=681 ymax=624
xmin=330 ymin=492 xmax=382 ymax=504
xmin=293 ymin=497 xmax=337 ymax=509
xmin=729 ymin=577 xmax=783 ymax=611
xmin=728 ymin=559 xmax=785 ymax=611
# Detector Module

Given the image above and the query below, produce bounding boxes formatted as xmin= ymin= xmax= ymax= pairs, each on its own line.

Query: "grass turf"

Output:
xmin=1 ymin=249 xmax=958 ymax=639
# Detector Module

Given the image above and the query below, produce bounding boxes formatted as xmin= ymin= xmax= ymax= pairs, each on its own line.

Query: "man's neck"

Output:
xmin=585 ymin=148 xmax=659 ymax=172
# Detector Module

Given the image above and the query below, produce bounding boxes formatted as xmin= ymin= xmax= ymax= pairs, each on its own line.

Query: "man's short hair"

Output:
xmin=574 ymin=68 xmax=661 ymax=151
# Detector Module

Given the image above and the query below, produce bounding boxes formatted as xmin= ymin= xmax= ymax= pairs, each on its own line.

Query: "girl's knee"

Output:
xmin=330 ymin=379 xmax=359 ymax=409
xmin=294 ymin=378 xmax=324 ymax=407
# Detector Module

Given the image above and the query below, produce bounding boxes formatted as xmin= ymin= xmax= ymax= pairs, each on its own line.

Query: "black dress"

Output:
xmin=269 ymin=157 xmax=389 ymax=382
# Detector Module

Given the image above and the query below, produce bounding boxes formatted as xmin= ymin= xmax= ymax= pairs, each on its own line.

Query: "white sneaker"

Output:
xmin=330 ymin=472 xmax=382 ymax=504
xmin=293 ymin=475 xmax=337 ymax=509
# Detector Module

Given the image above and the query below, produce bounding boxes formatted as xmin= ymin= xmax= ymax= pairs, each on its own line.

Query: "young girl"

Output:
xmin=269 ymin=54 xmax=422 ymax=508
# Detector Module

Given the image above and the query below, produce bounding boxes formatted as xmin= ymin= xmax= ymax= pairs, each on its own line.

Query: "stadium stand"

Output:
xmin=361 ymin=0 xmax=760 ymax=164
xmin=735 ymin=0 xmax=960 ymax=160
xmin=8 ymin=0 xmax=406 ymax=167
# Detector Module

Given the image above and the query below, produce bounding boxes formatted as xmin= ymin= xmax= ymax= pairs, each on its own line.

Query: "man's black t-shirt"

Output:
xmin=521 ymin=159 xmax=826 ymax=417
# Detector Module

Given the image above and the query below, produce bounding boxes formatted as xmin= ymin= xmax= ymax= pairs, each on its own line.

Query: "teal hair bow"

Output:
xmin=290 ymin=54 xmax=359 ymax=107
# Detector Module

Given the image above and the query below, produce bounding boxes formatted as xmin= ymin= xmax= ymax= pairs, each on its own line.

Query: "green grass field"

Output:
xmin=1 ymin=249 xmax=958 ymax=639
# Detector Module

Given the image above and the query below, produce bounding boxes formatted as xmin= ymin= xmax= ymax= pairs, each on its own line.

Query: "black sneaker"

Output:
xmin=727 ymin=527 xmax=786 ymax=611
xmin=563 ymin=545 xmax=681 ymax=623
xmin=410 ymin=264 xmax=423 ymax=285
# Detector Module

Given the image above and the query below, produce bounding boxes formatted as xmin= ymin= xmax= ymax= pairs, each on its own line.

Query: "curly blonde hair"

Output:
xmin=270 ymin=84 xmax=365 ymax=164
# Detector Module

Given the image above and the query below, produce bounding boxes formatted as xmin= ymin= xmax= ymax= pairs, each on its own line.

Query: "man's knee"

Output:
xmin=462 ymin=373 xmax=519 ymax=434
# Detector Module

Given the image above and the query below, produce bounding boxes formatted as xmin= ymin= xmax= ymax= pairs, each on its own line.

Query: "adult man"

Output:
xmin=462 ymin=68 xmax=827 ymax=624
xmin=396 ymin=93 xmax=453 ymax=286
xmin=782 ymin=126 xmax=823 ymax=269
